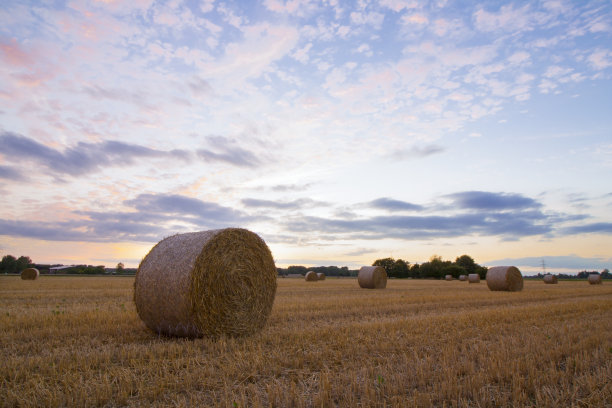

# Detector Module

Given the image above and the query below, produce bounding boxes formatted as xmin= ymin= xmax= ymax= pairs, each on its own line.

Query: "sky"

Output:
xmin=1 ymin=0 xmax=611 ymax=275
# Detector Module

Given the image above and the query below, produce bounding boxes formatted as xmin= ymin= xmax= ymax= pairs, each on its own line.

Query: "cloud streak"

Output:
xmin=0 ymin=132 xmax=189 ymax=177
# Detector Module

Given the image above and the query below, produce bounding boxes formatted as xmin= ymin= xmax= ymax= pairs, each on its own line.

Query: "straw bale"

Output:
xmin=486 ymin=266 xmax=523 ymax=292
xmin=543 ymin=274 xmax=558 ymax=284
xmin=316 ymin=272 xmax=326 ymax=281
xmin=134 ymin=228 xmax=277 ymax=338
xmin=20 ymin=268 xmax=39 ymax=280
xmin=468 ymin=274 xmax=480 ymax=283
xmin=445 ymin=274 xmax=453 ymax=281
xmin=358 ymin=266 xmax=387 ymax=289
xmin=459 ymin=275 xmax=467 ymax=281
xmin=305 ymin=271 xmax=318 ymax=281
xmin=588 ymin=274 xmax=602 ymax=285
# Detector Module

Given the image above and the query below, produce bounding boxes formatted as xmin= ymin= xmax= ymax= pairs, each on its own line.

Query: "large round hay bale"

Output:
xmin=316 ymin=272 xmax=326 ymax=281
xmin=445 ymin=274 xmax=453 ymax=281
xmin=486 ymin=266 xmax=523 ymax=292
xmin=468 ymin=273 xmax=480 ymax=283
xmin=459 ymin=274 xmax=467 ymax=281
xmin=134 ymin=228 xmax=277 ymax=338
xmin=20 ymin=268 xmax=39 ymax=280
xmin=358 ymin=266 xmax=387 ymax=289
xmin=305 ymin=271 xmax=318 ymax=281
xmin=588 ymin=274 xmax=602 ymax=285
xmin=543 ymin=274 xmax=558 ymax=284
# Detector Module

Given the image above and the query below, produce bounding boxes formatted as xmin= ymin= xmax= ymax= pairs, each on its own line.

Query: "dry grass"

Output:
xmin=1 ymin=276 xmax=611 ymax=407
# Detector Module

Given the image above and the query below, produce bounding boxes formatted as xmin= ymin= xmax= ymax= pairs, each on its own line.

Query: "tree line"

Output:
xmin=372 ymin=254 xmax=488 ymax=279
xmin=278 ymin=254 xmax=488 ymax=279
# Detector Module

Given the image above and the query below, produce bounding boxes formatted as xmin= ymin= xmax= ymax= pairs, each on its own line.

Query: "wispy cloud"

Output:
xmin=445 ymin=191 xmax=542 ymax=211
xmin=486 ymin=255 xmax=611 ymax=271
xmin=0 ymin=193 xmax=253 ymax=243
xmin=368 ymin=197 xmax=423 ymax=211
xmin=0 ymin=165 xmax=26 ymax=181
xmin=0 ymin=132 xmax=190 ymax=178
xmin=242 ymin=197 xmax=325 ymax=210
xmin=197 ymin=136 xmax=264 ymax=168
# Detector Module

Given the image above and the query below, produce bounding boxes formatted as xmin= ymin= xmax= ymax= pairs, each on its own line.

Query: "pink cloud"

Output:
xmin=0 ymin=38 xmax=34 ymax=66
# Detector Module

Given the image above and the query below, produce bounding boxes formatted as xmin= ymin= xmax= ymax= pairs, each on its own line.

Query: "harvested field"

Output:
xmin=1 ymin=276 xmax=611 ymax=407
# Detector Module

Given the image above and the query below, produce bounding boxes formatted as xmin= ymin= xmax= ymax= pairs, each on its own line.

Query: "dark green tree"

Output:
xmin=116 ymin=262 xmax=125 ymax=273
xmin=373 ymin=257 xmax=396 ymax=277
xmin=287 ymin=265 xmax=308 ymax=275
xmin=16 ymin=256 xmax=32 ymax=272
xmin=392 ymin=259 xmax=410 ymax=278
xmin=1 ymin=255 xmax=18 ymax=274
xmin=455 ymin=255 xmax=477 ymax=274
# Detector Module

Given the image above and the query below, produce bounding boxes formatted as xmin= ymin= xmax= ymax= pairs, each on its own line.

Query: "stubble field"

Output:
xmin=1 ymin=276 xmax=611 ymax=407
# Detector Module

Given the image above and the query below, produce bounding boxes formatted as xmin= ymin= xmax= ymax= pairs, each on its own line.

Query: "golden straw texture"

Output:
xmin=305 ymin=271 xmax=318 ymax=281
xmin=543 ymin=274 xmax=558 ymax=284
xmin=316 ymin=272 xmax=326 ymax=281
xmin=134 ymin=228 xmax=277 ymax=338
xmin=588 ymin=274 xmax=602 ymax=285
xmin=459 ymin=275 xmax=467 ymax=281
xmin=20 ymin=268 xmax=39 ymax=280
xmin=486 ymin=266 xmax=524 ymax=292
xmin=468 ymin=274 xmax=480 ymax=283
xmin=358 ymin=266 xmax=387 ymax=289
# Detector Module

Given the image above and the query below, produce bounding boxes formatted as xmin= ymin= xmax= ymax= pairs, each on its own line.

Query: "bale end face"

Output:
xmin=358 ymin=266 xmax=387 ymax=289
xmin=543 ymin=274 xmax=558 ymax=284
xmin=305 ymin=271 xmax=318 ymax=281
xmin=588 ymin=274 xmax=602 ymax=285
xmin=459 ymin=275 xmax=467 ymax=281
xmin=316 ymin=272 xmax=326 ymax=281
xmin=134 ymin=228 xmax=277 ymax=338
xmin=20 ymin=268 xmax=39 ymax=280
xmin=486 ymin=266 xmax=524 ymax=292
xmin=445 ymin=274 xmax=453 ymax=281
xmin=468 ymin=274 xmax=480 ymax=283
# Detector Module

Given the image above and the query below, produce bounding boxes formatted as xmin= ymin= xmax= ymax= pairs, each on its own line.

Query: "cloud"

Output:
xmin=0 ymin=132 xmax=190 ymax=177
xmin=271 ymin=183 xmax=314 ymax=192
xmin=0 ymin=193 xmax=252 ymax=243
xmin=445 ymin=191 xmax=541 ymax=211
xmin=197 ymin=136 xmax=263 ymax=168
xmin=486 ymin=255 xmax=611 ymax=271
xmin=388 ymin=144 xmax=446 ymax=160
xmin=283 ymin=209 xmax=552 ymax=241
xmin=241 ymin=198 xmax=324 ymax=210
xmin=562 ymin=222 xmax=612 ymax=235
xmin=368 ymin=197 xmax=423 ymax=211
xmin=0 ymin=165 xmax=26 ymax=181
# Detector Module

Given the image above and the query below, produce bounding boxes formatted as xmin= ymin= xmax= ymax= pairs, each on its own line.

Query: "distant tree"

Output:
xmin=373 ymin=258 xmax=397 ymax=277
xmin=1 ymin=255 xmax=18 ymax=274
xmin=443 ymin=264 xmax=466 ymax=279
xmin=116 ymin=262 xmax=125 ymax=273
xmin=16 ymin=256 xmax=33 ymax=272
xmin=455 ymin=255 xmax=477 ymax=274
xmin=287 ymin=265 xmax=308 ymax=275
xmin=392 ymin=259 xmax=410 ymax=278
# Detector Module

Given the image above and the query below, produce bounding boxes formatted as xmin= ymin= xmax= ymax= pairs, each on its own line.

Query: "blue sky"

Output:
xmin=1 ymin=0 xmax=611 ymax=274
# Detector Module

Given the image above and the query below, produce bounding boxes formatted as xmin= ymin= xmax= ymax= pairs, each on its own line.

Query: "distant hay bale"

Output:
xmin=20 ymin=268 xmax=39 ymax=280
xmin=486 ymin=266 xmax=524 ymax=292
xmin=358 ymin=266 xmax=387 ymax=289
xmin=459 ymin=275 xmax=467 ymax=281
xmin=305 ymin=271 xmax=318 ymax=281
xmin=445 ymin=274 xmax=453 ymax=281
xmin=543 ymin=274 xmax=558 ymax=284
xmin=317 ymin=272 xmax=326 ymax=281
xmin=468 ymin=274 xmax=480 ymax=283
xmin=133 ymin=228 xmax=277 ymax=338
xmin=588 ymin=274 xmax=602 ymax=285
